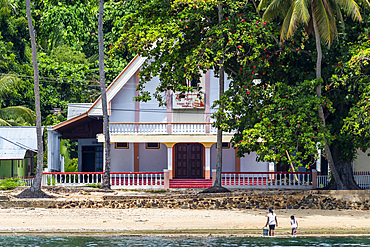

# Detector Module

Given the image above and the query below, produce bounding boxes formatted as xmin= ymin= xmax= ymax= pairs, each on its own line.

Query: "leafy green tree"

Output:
xmin=339 ymin=39 xmax=370 ymax=152
xmin=119 ymin=0 xmax=273 ymax=190
xmin=0 ymin=0 xmax=28 ymax=65
xmin=32 ymin=0 xmax=134 ymax=77
xmin=256 ymin=0 xmax=369 ymax=189
xmin=37 ymin=52 xmax=101 ymax=120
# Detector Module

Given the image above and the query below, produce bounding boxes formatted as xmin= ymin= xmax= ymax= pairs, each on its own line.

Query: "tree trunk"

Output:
xmin=326 ymin=145 xmax=359 ymax=189
xmin=26 ymin=0 xmax=43 ymax=192
xmin=312 ymin=11 xmax=356 ymax=190
xmin=98 ymin=0 xmax=111 ymax=190
xmin=200 ymin=2 xmax=230 ymax=193
xmin=214 ymin=66 xmax=224 ymax=187
xmin=213 ymin=1 xmax=225 ymax=188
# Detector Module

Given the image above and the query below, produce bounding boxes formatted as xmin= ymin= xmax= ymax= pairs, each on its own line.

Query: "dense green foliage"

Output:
xmin=1 ymin=0 xmax=369 ymax=188
xmin=0 ymin=0 xmax=134 ymax=125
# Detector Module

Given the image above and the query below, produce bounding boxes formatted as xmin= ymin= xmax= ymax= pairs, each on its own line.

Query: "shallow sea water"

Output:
xmin=0 ymin=236 xmax=369 ymax=247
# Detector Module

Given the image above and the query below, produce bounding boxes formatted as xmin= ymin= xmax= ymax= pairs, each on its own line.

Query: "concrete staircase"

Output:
xmin=169 ymin=179 xmax=213 ymax=188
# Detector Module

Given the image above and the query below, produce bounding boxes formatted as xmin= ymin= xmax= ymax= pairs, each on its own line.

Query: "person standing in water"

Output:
xmin=265 ymin=208 xmax=278 ymax=236
xmin=290 ymin=215 xmax=298 ymax=237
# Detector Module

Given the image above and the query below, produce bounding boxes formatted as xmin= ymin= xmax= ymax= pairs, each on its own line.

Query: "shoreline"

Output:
xmin=0 ymin=207 xmax=369 ymax=237
xmin=0 ymin=229 xmax=370 ymax=237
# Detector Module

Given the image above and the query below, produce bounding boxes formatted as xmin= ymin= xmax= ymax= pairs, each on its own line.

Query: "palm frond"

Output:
xmin=262 ymin=0 xmax=290 ymax=21
xmin=280 ymin=5 xmax=295 ymax=40
xmin=285 ymin=0 xmax=311 ymax=38
xmin=334 ymin=0 xmax=363 ymax=21
xmin=331 ymin=1 xmax=345 ymax=31
xmin=0 ymin=106 xmax=36 ymax=126
xmin=4 ymin=119 xmax=24 ymax=126
xmin=295 ymin=0 xmax=311 ymax=23
xmin=258 ymin=0 xmax=274 ymax=11
xmin=358 ymin=0 xmax=370 ymax=7
xmin=313 ymin=0 xmax=338 ymax=46
xmin=0 ymin=74 xmax=19 ymax=97
xmin=0 ymin=118 xmax=12 ymax=127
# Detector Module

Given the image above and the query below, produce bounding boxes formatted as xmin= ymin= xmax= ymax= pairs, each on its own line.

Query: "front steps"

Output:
xmin=169 ymin=179 xmax=213 ymax=189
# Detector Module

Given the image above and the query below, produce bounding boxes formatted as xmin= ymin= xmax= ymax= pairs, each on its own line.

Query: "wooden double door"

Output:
xmin=175 ymin=143 xmax=203 ymax=178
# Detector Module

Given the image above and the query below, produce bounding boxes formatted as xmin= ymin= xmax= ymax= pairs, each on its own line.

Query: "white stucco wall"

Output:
xmin=209 ymin=144 xmax=268 ymax=172
xmin=109 ymin=76 xmax=136 ymax=123
xmin=110 ymin=143 xmax=134 ymax=172
xmin=138 ymin=143 xmax=167 ymax=171
xmin=139 ymin=76 xmax=167 ymax=123
xmin=209 ymin=70 xmax=231 ymax=117
xmin=172 ymin=109 xmax=205 ymax=123
xmin=210 ymin=144 xmax=236 ymax=171
xmin=240 ymin=152 xmax=269 ymax=172
xmin=353 ymin=149 xmax=370 ymax=172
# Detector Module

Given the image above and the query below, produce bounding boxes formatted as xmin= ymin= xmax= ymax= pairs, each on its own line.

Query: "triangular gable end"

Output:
xmin=88 ymin=55 xmax=147 ymax=116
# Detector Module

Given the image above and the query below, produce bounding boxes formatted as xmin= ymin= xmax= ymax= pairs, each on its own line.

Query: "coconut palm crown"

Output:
xmin=258 ymin=0 xmax=370 ymax=46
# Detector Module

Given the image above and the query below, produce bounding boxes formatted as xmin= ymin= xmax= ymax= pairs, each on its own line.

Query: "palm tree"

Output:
xmin=0 ymin=106 xmax=35 ymax=126
xmin=16 ymin=0 xmax=50 ymax=198
xmin=258 ymin=0 xmax=369 ymax=189
xmin=98 ymin=0 xmax=111 ymax=190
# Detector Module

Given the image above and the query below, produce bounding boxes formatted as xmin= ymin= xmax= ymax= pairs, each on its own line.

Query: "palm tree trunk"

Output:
xmin=312 ymin=11 xmax=345 ymax=189
xmin=98 ymin=0 xmax=111 ymax=190
xmin=213 ymin=2 xmax=225 ymax=188
xmin=26 ymin=0 xmax=43 ymax=192
xmin=215 ymin=66 xmax=224 ymax=187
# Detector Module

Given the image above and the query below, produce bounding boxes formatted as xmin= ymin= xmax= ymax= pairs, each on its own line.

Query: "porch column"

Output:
xmin=47 ymin=127 xmax=61 ymax=172
xmin=201 ymin=142 xmax=214 ymax=179
xmin=163 ymin=169 xmax=170 ymax=190
xmin=205 ymin=71 xmax=211 ymax=134
xmin=163 ymin=142 xmax=176 ymax=179
xmin=269 ymin=162 xmax=275 ymax=180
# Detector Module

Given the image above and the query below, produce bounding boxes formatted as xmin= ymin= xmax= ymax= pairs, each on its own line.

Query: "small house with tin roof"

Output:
xmin=0 ymin=127 xmax=37 ymax=178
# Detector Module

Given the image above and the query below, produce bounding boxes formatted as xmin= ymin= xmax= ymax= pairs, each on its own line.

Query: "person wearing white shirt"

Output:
xmin=290 ymin=215 xmax=298 ymax=237
xmin=265 ymin=207 xmax=278 ymax=236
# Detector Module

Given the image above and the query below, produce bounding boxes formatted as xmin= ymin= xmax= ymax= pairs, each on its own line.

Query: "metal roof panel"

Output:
xmin=0 ymin=127 xmax=38 ymax=160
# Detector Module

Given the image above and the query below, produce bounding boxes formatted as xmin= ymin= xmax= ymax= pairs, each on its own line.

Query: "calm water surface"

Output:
xmin=0 ymin=236 xmax=369 ymax=247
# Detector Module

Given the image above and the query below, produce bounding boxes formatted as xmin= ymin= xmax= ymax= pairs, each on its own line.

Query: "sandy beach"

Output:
xmin=0 ymin=207 xmax=369 ymax=236
xmin=0 ymin=189 xmax=369 ymax=236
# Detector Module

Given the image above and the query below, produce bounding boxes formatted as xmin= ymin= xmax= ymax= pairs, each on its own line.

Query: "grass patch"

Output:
xmin=86 ymin=183 xmax=101 ymax=188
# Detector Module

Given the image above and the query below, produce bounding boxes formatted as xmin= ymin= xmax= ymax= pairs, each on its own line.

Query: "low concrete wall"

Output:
xmin=1 ymin=189 xmax=369 ymax=210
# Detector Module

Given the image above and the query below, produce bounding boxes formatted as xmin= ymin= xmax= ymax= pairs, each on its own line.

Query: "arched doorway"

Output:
xmin=175 ymin=143 xmax=203 ymax=178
